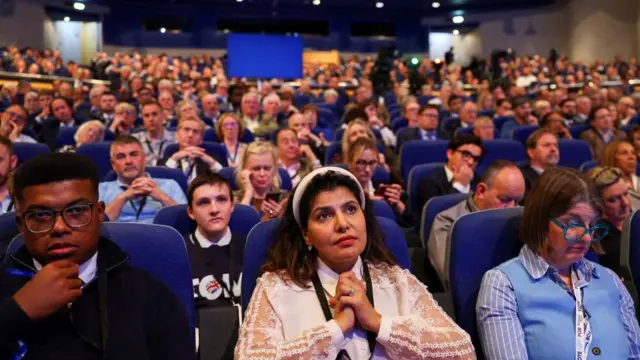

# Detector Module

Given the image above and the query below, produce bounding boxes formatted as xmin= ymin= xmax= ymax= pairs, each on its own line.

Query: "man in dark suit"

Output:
xmin=416 ymin=135 xmax=484 ymax=213
xmin=397 ymin=104 xmax=448 ymax=150
xmin=157 ymin=117 xmax=224 ymax=183
xmin=442 ymin=101 xmax=478 ymax=139
xmin=38 ymin=97 xmax=81 ymax=150
xmin=520 ymin=128 xmax=560 ymax=203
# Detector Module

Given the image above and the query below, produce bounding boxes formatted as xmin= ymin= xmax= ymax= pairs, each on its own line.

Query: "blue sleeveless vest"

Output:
xmin=498 ymin=258 xmax=629 ymax=359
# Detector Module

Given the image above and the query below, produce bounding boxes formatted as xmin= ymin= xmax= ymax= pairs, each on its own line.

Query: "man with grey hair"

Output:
xmin=427 ymin=160 xmax=525 ymax=288
xmin=323 ymin=89 xmax=339 ymax=105
xmin=200 ymin=93 xmax=220 ymax=126
xmin=109 ymin=102 xmax=137 ymax=136
xmin=575 ymin=95 xmax=592 ymax=124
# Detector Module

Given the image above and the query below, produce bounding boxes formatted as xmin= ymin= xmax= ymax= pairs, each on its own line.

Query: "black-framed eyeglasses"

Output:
xmin=355 ymin=159 xmax=378 ymax=169
xmin=549 ymin=217 xmax=609 ymax=243
xmin=21 ymin=203 xmax=94 ymax=234
xmin=456 ymin=149 xmax=482 ymax=163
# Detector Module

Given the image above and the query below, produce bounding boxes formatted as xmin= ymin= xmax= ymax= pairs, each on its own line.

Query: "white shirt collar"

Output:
xmin=366 ymin=180 xmax=375 ymax=196
xmin=633 ymin=174 xmax=639 ymax=192
xmin=34 ymin=252 xmax=98 ymax=285
xmin=193 ymin=227 xmax=232 ymax=248
xmin=531 ymin=165 xmax=545 ymax=174
xmin=316 ymin=256 xmax=363 ymax=296
xmin=444 ymin=164 xmax=454 ymax=182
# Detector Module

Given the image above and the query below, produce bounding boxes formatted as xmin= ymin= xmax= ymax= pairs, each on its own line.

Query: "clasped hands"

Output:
xmin=330 ymin=271 xmax=382 ymax=335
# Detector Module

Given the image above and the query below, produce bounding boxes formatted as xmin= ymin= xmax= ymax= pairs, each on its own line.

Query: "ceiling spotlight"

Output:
xmin=160 ymin=27 xmax=166 ymax=33
xmin=452 ymin=15 xmax=464 ymax=24
xmin=312 ymin=0 xmax=321 ymax=4
xmin=375 ymin=1 xmax=384 ymax=8
xmin=453 ymin=29 xmax=459 ymax=35
xmin=432 ymin=2 xmax=440 ymax=8
xmin=73 ymin=2 xmax=85 ymax=10
xmin=237 ymin=0 xmax=243 ymax=2
xmin=63 ymin=16 xmax=70 ymax=22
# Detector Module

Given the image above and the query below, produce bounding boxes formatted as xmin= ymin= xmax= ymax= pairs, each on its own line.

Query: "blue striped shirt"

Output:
xmin=476 ymin=245 xmax=640 ymax=359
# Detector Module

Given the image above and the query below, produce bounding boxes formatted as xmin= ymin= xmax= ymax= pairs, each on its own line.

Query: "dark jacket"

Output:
xmin=519 ymin=163 xmax=541 ymax=204
xmin=416 ymin=166 xmax=479 ymax=216
xmin=0 ymin=238 xmax=195 ymax=360
xmin=396 ymin=127 xmax=448 ymax=152
xmin=442 ymin=119 xmax=464 ymax=140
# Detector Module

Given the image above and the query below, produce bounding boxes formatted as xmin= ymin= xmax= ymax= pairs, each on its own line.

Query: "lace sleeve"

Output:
xmin=376 ymin=269 xmax=476 ymax=359
xmin=235 ymin=273 xmax=344 ymax=360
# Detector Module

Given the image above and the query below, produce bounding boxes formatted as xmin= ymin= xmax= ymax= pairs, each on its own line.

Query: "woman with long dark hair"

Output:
xmin=236 ymin=167 xmax=474 ymax=359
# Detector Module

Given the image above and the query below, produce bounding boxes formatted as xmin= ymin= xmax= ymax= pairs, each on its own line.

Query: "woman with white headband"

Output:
xmin=235 ymin=167 xmax=475 ymax=359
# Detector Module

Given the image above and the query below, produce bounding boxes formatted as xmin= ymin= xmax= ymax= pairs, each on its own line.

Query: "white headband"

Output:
xmin=292 ymin=166 xmax=366 ymax=226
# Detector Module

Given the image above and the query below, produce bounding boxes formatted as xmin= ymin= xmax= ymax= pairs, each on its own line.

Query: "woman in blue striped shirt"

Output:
xmin=476 ymin=167 xmax=640 ymax=359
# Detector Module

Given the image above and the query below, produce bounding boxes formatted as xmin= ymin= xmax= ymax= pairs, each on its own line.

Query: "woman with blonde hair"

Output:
xmin=176 ymin=99 xmax=200 ymax=122
xmin=340 ymin=120 xmax=392 ymax=174
xmin=601 ymin=140 xmax=639 ymax=193
xmin=216 ymin=113 xmax=248 ymax=168
xmin=235 ymin=141 xmax=286 ymax=220
xmin=57 ymin=120 xmax=105 ymax=153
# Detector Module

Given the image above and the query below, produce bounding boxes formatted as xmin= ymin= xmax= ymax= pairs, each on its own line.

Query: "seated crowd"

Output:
xmin=0 ymin=47 xmax=640 ymax=359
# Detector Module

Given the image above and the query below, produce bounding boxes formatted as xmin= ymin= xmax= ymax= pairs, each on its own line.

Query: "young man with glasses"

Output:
xmin=0 ymin=105 xmax=37 ymax=143
xmin=0 ymin=152 xmax=194 ymax=359
xmin=417 ymin=135 xmax=484 ymax=213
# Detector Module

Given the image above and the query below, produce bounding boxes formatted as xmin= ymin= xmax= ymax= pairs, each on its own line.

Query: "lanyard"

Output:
xmin=190 ymin=233 xmax=238 ymax=305
xmin=145 ymin=137 xmax=166 ymax=161
xmin=128 ymin=195 xmax=148 ymax=221
xmin=225 ymin=142 xmax=240 ymax=164
xmin=573 ymin=268 xmax=592 ymax=360
xmin=181 ymin=159 xmax=197 ymax=180
xmin=311 ymin=260 xmax=376 ymax=360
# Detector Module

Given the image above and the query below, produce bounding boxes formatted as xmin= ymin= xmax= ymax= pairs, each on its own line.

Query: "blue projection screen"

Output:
xmin=227 ymin=34 xmax=303 ymax=79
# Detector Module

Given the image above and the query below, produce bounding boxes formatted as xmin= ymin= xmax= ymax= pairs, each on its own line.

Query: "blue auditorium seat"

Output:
xmin=241 ymin=216 xmax=411 ymax=312
xmin=217 ymin=167 xmax=292 ymax=191
xmin=104 ymin=166 xmax=189 ymax=195
xmin=448 ymin=207 xmax=524 ymax=356
xmin=372 ymin=200 xmax=395 ymax=220
xmin=493 ymin=116 xmax=514 ymax=132
xmin=163 ymin=142 xmax=228 ymax=167
xmin=8 ymin=223 xmax=196 ymax=337
xmin=512 ymin=125 xmax=538 ymax=144
xmin=478 ymin=109 xmax=495 ymax=118
xmin=477 ymin=140 xmax=526 ymax=175
xmin=418 ymin=95 xmax=434 ymax=106
xmin=580 ymin=159 xmax=599 ymax=173
xmin=407 ymin=163 xmax=446 ymax=220
xmin=293 ymin=94 xmax=311 ymax=108
xmin=569 ymin=124 xmax=590 ymax=139
xmin=76 ymin=142 xmax=113 ymax=180
xmin=153 ymin=203 xmax=260 ymax=236
xmin=454 ymin=127 xmax=473 ymax=136
xmin=391 ymin=118 xmax=408 ymax=132
xmin=318 ymin=108 xmax=337 ymax=127
xmin=420 ymin=193 xmax=468 ymax=248
xmin=13 ymin=142 xmax=49 ymax=165
xmin=56 ymin=126 xmax=77 ymax=149
xmin=400 ymin=140 xmax=448 ymax=182
xmin=203 ymin=128 xmax=255 ymax=144
xmin=558 ymin=139 xmax=592 ymax=169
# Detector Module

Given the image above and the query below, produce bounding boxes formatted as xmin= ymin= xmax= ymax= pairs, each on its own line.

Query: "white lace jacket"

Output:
xmin=235 ymin=259 xmax=476 ymax=359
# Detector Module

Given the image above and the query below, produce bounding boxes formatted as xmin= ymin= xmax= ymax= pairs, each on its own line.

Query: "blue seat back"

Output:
xmin=8 ymin=223 xmax=196 ymax=335
xmin=55 ymin=126 xmax=77 ymax=149
xmin=478 ymin=109 xmax=495 ymax=118
xmin=493 ymin=116 xmax=514 ymax=131
xmin=420 ymin=193 xmax=468 ymax=248
xmin=558 ymin=139 xmax=592 ymax=169
xmin=512 ymin=125 xmax=538 ymax=144
xmin=449 ymin=207 xmax=524 ymax=355
xmin=203 ymin=128 xmax=255 ymax=144
xmin=104 ymin=166 xmax=189 ymax=195
xmin=13 ymin=142 xmax=50 ymax=165
xmin=76 ymin=142 xmax=113 ymax=180
xmin=580 ymin=159 xmax=599 ymax=173
xmin=163 ymin=142 xmax=229 ymax=167
xmin=153 ymin=203 xmax=260 ymax=236
xmin=241 ymin=216 xmax=411 ymax=312
xmin=400 ymin=140 xmax=448 ymax=182
xmin=569 ymin=124 xmax=590 ymax=139
xmin=372 ymin=200 xmax=395 ymax=220
xmin=477 ymin=140 xmax=526 ymax=175
xmin=217 ymin=167 xmax=292 ymax=191
xmin=407 ymin=163 xmax=446 ymax=220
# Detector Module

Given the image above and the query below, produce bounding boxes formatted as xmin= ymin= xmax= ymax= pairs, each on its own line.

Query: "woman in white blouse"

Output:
xmin=235 ymin=167 xmax=475 ymax=359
